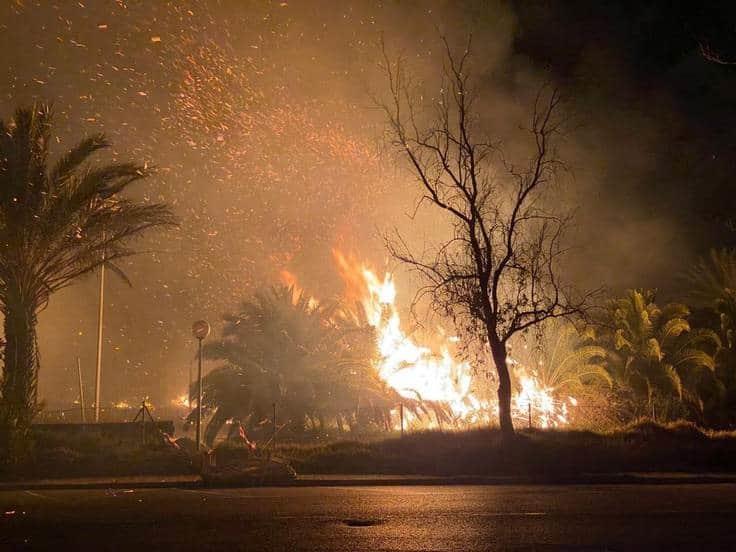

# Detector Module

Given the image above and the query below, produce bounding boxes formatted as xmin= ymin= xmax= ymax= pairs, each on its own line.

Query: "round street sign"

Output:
xmin=192 ymin=319 xmax=210 ymax=340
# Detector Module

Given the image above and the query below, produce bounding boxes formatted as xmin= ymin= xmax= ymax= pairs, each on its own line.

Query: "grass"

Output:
xmin=0 ymin=428 xmax=195 ymax=480
xmin=3 ymin=419 xmax=736 ymax=480
xmin=275 ymin=420 xmax=736 ymax=476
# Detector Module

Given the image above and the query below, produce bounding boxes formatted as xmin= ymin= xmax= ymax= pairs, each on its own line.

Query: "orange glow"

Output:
xmin=333 ymin=249 xmax=575 ymax=429
xmin=172 ymin=394 xmax=190 ymax=408
xmin=334 ymin=250 xmax=488 ymax=425
xmin=278 ymin=269 xmax=318 ymax=308
xmin=511 ymin=365 xmax=573 ymax=428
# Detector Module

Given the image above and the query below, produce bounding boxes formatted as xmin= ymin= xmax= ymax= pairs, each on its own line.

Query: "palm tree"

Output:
xmin=514 ymin=321 xmax=611 ymax=396
xmin=187 ymin=364 xmax=258 ymax=446
xmin=0 ymin=104 xmax=175 ymax=434
xmin=511 ymin=321 xmax=612 ymax=428
xmin=595 ymin=290 xmax=719 ymax=421
xmin=683 ymin=248 xmax=736 ymax=309
xmin=682 ymin=249 xmax=736 ymax=425
xmin=681 ymin=248 xmax=736 ymax=354
xmin=192 ymin=285 xmax=401 ymax=444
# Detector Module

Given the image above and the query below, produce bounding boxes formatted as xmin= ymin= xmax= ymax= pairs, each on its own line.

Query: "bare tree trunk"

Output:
xmin=489 ymin=340 xmax=514 ymax=438
xmin=1 ymin=300 xmax=40 ymax=431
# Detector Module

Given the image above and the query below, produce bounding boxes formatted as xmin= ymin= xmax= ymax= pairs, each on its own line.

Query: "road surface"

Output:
xmin=1 ymin=484 xmax=735 ymax=550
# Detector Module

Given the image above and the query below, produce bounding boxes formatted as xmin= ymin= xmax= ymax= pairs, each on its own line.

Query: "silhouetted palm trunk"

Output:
xmin=1 ymin=294 xmax=40 ymax=442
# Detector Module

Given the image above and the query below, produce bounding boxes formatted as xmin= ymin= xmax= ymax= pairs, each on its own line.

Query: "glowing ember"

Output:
xmin=172 ymin=394 xmax=190 ymax=408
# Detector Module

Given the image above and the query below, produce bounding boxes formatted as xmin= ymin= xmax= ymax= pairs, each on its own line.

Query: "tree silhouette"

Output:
xmin=0 ymin=104 xmax=175 ymax=437
xmin=378 ymin=37 xmax=593 ymax=438
xmin=190 ymin=285 xmax=404 ymax=444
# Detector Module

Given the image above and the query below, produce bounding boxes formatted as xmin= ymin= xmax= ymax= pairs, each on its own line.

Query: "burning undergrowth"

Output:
xmin=280 ymin=250 xmax=577 ymax=431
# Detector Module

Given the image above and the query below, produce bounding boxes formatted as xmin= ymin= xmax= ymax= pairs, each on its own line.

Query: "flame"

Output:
xmin=334 ymin=250 xmax=487 ymax=425
xmin=279 ymin=269 xmax=302 ymax=295
xmin=169 ymin=249 xmax=575 ymax=429
xmin=172 ymin=394 xmax=190 ymax=408
xmin=333 ymin=249 xmax=575 ymax=429
xmin=279 ymin=269 xmax=318 ymax=308
xmin=203 ymin=249 xmax=577 ymax=430
xmin=512 ymin=372 xmax=569 ymax=428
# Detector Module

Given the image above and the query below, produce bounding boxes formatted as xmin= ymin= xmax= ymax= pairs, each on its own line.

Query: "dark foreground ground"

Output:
xmin=1 ymin=484 xmax=735 ymax=550
xmin=8 ymin=421 xmax=736 ymax=481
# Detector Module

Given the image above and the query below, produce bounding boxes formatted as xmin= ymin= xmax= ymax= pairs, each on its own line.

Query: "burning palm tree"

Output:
xmin=192 ymin=285 xmax=403 ymax=444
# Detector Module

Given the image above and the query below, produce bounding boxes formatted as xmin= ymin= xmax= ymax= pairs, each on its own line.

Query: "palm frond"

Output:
xmin=0 ymin=103 xmax=176 ymax=429
xmin=48 ymin=133 xmax=109 ymax=186
xmin=664 ymin=365 xmax=683 ymax=399
xmin=683 ymin=248 xmax=736 ymax=307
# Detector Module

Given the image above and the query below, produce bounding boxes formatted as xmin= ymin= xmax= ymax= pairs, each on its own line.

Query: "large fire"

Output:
xmin=332 ymin=251 xmax=575 ymax=430
xmin=175 ymin=250 xmax=576 ymax=430
xmin=176 ymin=250 xmax=575 ymax=430
xmin=334 ymin=251 xmax=487 ymax=425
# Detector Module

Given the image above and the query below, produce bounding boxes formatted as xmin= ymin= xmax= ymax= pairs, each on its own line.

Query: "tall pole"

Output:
xmin=196 ymin=337 xmax=203 ymax=450
xmin=191 ymin=320 xmax=210 ymax=452
xmin=77 ymin=357 xmax=86 ymax=423
xmin=94 ymin=249 xmax=105 ymax=423
xmin=188 ymin=347 xmax=193 ymax=410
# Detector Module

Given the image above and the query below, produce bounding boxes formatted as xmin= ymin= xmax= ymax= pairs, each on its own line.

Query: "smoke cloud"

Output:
xmin=0 ymin=1 xmax=720 ymax=408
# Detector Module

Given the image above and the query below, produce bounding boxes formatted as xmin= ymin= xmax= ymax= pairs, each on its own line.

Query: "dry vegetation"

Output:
xmin=276 ymin=420 xmax=736 ymax=477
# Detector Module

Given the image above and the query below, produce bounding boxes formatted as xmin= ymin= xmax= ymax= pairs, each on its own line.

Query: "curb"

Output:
xmin=2 ymin=473 xmax=736 ymax=491
xmin=0 ymin=477 xmax=202 ymax=491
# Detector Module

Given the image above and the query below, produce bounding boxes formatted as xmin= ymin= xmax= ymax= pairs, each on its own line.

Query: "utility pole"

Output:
xmin=192 ymin=320 xmax=210 ymax=451
xmin=94 ymin=242 xmax=105 ymax=423
xmin=77 ymin=357 xmax=86 ymax=423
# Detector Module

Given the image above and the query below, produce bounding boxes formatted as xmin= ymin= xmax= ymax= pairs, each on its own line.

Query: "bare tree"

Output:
xmin=378 ymin=37 xmax=593 ymax=438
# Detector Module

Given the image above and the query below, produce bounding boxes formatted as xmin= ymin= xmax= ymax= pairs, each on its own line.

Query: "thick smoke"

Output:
xmin=0 ymin=1 xmax=718 ymax=409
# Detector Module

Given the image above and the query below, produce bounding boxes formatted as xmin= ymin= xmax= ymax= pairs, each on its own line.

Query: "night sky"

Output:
xmin=2 ymin=1 xmax=735 ymax=409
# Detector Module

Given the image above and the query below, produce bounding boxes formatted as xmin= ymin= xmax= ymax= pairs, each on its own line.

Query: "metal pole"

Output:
xmin=528 ymin=401 xmax=532 ymax=429
xmin=400 ymin=402 xmax=404 ymax=437
xmin=77 ymin=357 xmax=86 ymax=423
xmin=188 ymin=348 xmax=193 ymax=411
xmin=196 ymin=337 xmax=203 ymax=450
xmin=272 ymin=402 xmax=277 ymax=448
xmin=94 ymin=246 xmax=105 ymax=423
xmin=141 ymin=400 xmax=146 ymax=445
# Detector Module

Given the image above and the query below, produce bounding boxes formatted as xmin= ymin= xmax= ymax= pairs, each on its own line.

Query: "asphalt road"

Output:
xmin=1 ymin=484 xmax=735 ymax=551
